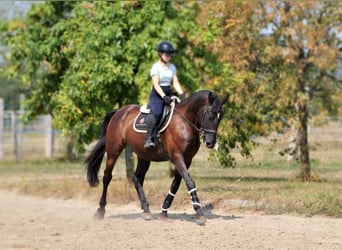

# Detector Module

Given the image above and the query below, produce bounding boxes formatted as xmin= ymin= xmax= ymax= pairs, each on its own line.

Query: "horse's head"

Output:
xmin=201 ymin=92 xmax=227 ymax=148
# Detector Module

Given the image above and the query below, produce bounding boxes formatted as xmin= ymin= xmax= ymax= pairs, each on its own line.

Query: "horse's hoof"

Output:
xmin=196 ymin=215 xmax=207 ymax=225
xmin=158 ymin=212 xmax=168 ymax=221
xmin=94 ymin=208 xmax=105 ymax=220
xmin=142 ymin=212 xmax=153 ymax=221
xmin=94 ymin=212 xmax=104 ymax=220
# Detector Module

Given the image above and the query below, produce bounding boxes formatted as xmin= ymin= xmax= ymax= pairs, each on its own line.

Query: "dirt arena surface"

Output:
xmin=0 ymin=190 xmax=341 ymax=250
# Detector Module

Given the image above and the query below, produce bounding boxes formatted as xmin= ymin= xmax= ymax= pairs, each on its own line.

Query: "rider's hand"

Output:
xmin=163 ymin=96 xmax=172 ymax=105
xmin=179 ymin=93 xmax=185 ymax=101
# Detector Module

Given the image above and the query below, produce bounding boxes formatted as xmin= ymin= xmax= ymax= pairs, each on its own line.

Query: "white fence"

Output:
xmin=0 ymin=98 xmax=63 ymax=161
xmin=1 ymin=97 xmax=341 ymax=161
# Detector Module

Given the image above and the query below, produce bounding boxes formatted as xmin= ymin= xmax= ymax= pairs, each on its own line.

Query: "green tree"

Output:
xmin=0 ymin=1 xmax=33 ymax=110
xmin=254 ymin=1 xmax=342 ymax=180
xmin=0 ymin=1 xmax=213 ymax=152
xmin=200 ymin=1 xmax=342 ymax=181
xmin=197 ymin=1 xmax=269 ymax=167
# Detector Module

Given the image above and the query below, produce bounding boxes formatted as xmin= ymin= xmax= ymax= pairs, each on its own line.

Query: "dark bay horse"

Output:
xmin=85 ymin=90 xmax=227 ymax=225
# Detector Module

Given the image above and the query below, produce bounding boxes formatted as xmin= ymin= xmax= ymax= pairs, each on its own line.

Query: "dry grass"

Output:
xmin=0 ymin=145 xmax=341 ymax=217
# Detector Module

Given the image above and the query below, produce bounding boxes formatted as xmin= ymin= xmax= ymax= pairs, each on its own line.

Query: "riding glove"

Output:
xmin=163 ymin=96 xmax=172 ymax=105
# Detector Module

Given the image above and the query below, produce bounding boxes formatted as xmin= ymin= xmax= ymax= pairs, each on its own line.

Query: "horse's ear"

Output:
xmin=221 ymin=93 xmax=229 ymax=105
xmin=208 ymin=92 xmax=214 ymax=105
xmin=208 ymin=91 xmax=218 ymax=105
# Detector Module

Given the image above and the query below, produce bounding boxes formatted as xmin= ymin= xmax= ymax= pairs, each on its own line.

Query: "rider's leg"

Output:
xmin=144 ymin=113 xmax=157 ymax=148
xmin=144 ymin=87 xmax=166 ymax=149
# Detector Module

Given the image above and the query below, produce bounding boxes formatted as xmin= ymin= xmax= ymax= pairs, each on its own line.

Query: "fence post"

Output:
xmin=13 ymin=110 xmax=22 ymax=162
xmin=0 ymin=98 xmax=3 ymax=158
xmin=44 ymin=114 xmax=53 ymax=158
xmin=14 ymin=94 xmax=25 ymax=162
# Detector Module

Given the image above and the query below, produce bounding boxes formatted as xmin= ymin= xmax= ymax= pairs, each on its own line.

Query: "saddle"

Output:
xmin=133 ymin=97 xmax=179 ymax=133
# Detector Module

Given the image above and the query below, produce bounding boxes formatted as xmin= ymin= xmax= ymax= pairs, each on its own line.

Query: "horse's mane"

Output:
xmin=179 ymin=90 xmax=211 ymax=105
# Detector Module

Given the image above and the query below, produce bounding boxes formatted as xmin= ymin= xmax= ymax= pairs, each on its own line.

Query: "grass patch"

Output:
xmin=0 ymin=147 xmax=341 ymax=217
xmin=0 ymin=158 xmax=82 ymax=173
xmin=303 ymin=189 xmax=342 ymax=217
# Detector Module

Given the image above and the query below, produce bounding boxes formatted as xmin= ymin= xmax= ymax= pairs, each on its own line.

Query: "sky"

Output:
xmin=0 ymin=1 xmax=37 ymax=20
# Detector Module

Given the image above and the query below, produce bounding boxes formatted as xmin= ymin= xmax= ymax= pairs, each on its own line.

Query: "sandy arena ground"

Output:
xmin=0 ymin=190 xmax=341 ymax=250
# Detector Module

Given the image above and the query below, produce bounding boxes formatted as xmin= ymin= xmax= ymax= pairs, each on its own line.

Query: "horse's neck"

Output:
xmin=178 ymin=95 xmax=207 ymax=125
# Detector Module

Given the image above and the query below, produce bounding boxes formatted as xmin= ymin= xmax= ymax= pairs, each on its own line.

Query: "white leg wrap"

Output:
xmin=168 ymin=191 xmax=175 ymax=197
xmin=192 ymin=202 xmax=202 ymax=207
xmin=188 ymin=188 xmax=197 ymax=194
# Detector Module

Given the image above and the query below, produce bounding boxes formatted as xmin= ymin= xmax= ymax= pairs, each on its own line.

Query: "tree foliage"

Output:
xmin=197 ymin=1 xmax=342 ymax=180
xmin=198 ymin=1 xmax=271 ymax=167
xmin=0 ymin=2 xmax=75 ymax=113
xmin=2 ymin=1 xmax=341 ymax=180
xmin=255 ymin=1 xmax=342 ymax=180
xmin=0 ymin=1 xmax=216 ymax=151
xmin=0 ymin=1 xmax=33 ymax=110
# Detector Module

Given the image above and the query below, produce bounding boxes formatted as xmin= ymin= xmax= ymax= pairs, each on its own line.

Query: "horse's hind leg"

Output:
xmin=159 ymin=170 xmax=182 ymax=220
xmin=132 ymin=157 xmax=152 ymax=220
xmin=95 ymin=152 xmax=121 ymax=219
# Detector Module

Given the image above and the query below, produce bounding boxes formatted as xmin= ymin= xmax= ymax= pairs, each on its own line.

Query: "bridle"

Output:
xmin=174 ymin=105 xmax=219 ymax=137
xmin=201 ymin=107 xmax=218 ymax=135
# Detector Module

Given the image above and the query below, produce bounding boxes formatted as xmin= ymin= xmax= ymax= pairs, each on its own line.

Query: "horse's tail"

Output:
xmin=85 ymin=110 xmax=117 ymax=187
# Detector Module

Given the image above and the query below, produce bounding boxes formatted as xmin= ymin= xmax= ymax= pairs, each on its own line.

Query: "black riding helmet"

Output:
xmin=157 ymin=41 xmax=175 ymax=55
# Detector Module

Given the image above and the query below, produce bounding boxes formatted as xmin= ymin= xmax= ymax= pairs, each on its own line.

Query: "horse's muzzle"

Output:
xmin=205 ymin=141 xmax=215 ymax=148
xmin=203 ymin=129 xmax=217 ymax=148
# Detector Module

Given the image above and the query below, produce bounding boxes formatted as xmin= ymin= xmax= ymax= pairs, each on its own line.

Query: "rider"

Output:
xmin=144 ymin=41 xmax=185 ymax=149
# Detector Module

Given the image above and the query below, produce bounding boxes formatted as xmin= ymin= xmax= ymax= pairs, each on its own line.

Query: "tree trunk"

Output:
xmin=124 ymin=145 xmax=134 ymax=180
xmin=297 ymin=100 xmax=311 ymax=181
xmin=66 ymin=134 xmax=77 ymax=161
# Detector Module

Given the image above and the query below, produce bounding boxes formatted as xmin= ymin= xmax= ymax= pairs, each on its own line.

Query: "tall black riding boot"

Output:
xmin=144 ymin=114 xmax=157 ymax=149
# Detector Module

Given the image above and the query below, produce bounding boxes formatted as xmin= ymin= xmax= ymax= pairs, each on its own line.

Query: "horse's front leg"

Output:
xmin=159 ymin=170 xmax=182 ymax=220
xmin=173 ymin=157 xmax=206 ymax=225
xmin=132 ymin=158 xmax=152 ymax=220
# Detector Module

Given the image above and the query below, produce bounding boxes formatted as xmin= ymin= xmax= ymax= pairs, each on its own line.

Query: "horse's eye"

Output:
xmin=209 ymin=113 xmax=216 ymax=121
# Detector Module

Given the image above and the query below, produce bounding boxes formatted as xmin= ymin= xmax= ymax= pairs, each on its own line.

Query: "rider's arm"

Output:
xmin=172 ymin=75 xmax=184 ymax=95
xmin=152 ymin=75 xmax=167 ymax=98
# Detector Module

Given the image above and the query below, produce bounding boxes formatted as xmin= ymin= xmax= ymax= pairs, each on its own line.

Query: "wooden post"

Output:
xmin=0 ymin=98 xmax=3 ymax=158
xmin=125 ymin=145 xmax=134 ymax=179
xmin=44 ymin=114 xmax=53 ymax=158
xmin=13 ymin=110 xmax=22 ymax=162
xmin=10 ymin=111 xmax=15 ymax=158
xmin=14 ymin=94 xmax=25 ymax=162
